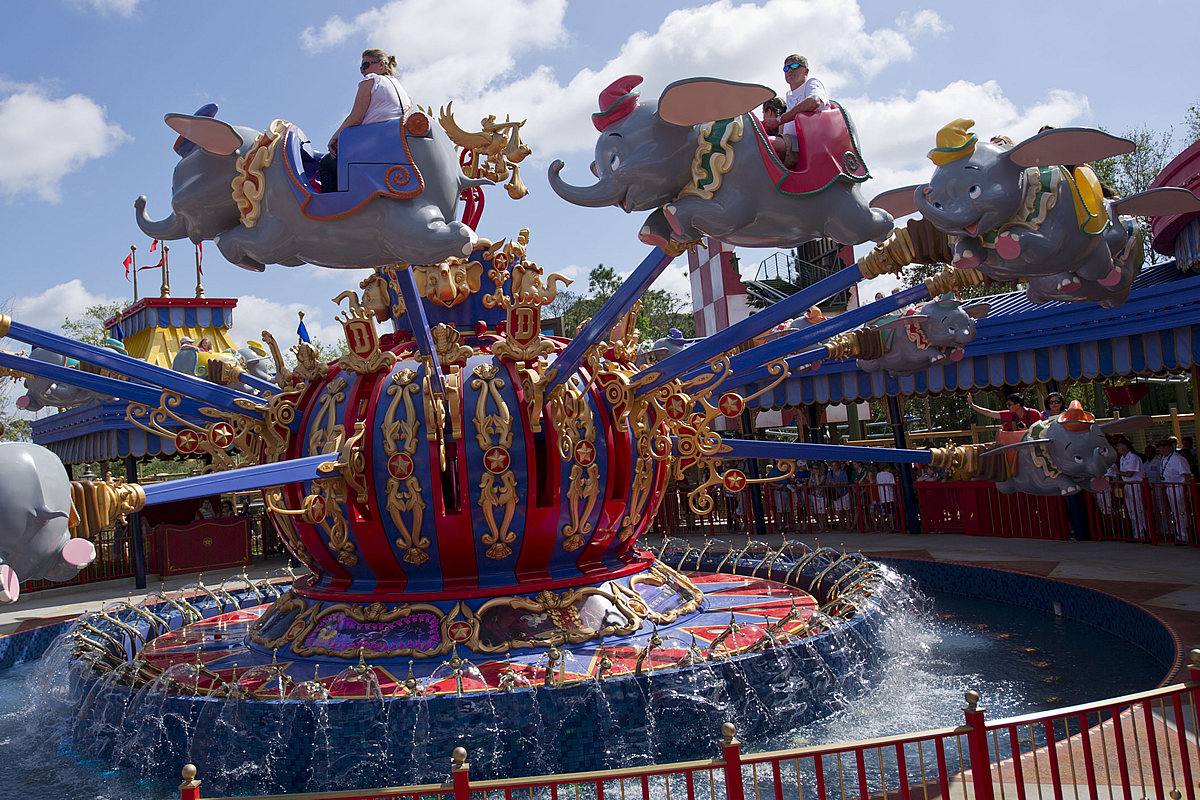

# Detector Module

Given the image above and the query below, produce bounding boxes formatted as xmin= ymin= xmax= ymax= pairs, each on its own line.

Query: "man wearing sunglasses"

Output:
xmin=764 ymin=55 xmax=830 ymax=169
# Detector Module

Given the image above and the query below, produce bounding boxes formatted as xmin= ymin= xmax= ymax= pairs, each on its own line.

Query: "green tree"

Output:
xmin=550 ymin=265 xmax=693 ymax=345
xmin=1184 ymin=102 xmax=1200 ymax=145
xmin=62 ymin=301 xmax=124 ymax=346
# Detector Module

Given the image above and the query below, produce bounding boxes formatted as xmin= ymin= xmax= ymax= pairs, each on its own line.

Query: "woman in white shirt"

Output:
xmin=319 ymin=49 xmax=412 ymax=191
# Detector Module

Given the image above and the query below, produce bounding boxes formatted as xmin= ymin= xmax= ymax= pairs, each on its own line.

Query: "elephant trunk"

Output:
xmin=548 ymin=160 xmax=625 ymax=208
xmin=134 ymin=195 xmax=188 ymax=240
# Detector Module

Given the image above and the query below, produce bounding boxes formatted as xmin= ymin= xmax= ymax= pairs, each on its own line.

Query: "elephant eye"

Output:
xmin=1074 ymin=455 xmax=1084 ymax=463
xmin=968 ymin=185 xmax=982 ymax=199
xmin=933 ymin=201 xmax=942 ymax=210
xmin=610 ymin=154 xmax=621 ymax=171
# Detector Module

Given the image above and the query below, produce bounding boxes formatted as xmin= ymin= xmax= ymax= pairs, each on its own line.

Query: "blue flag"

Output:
xmin=297 ymin=317 xmax=311 ymax=343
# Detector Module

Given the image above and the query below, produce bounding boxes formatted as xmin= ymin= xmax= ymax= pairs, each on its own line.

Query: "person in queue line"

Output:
xmin=1113 ymin=437 xmax=1146 ymax=540
xmin=320 ymin=48 xmax=412 ymax=192
xmin=1042 ymin=392 xmax=1066 ymax=420
xmin=966 ymin=392 xmax=1041 ymax=432
xmin=1159 ymin=437 xmax=1194 ymax=543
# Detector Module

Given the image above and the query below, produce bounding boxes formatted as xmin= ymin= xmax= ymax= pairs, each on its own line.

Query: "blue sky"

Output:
xmin=1 ymin=0 xmax=1196 ymax=416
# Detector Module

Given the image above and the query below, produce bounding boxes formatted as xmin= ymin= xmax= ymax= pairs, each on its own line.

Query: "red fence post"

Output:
xmin=720 ymin=722 xmax=746 ymax=800
xmin=452 ymin=746 xmax=470 ymax=800
xmin=961 ymin=691 xmax=995 ymax=800
xmin=1189 ymin=647 xmax=1200 ymax=683
xmin=179 ymin=764 xmax=201 ymax=800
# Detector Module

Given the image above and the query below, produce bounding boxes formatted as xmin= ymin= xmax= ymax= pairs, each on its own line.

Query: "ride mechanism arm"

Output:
xmin=0 ymin=315 xmax=271 ymax=423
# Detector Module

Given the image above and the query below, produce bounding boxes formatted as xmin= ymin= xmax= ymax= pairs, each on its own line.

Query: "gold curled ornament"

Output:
xmin=471 ymin=363 xmax=517 ymax=559
xmin=438 ymin=102 xmax=532 ymax=199
xmin=232 ymin=119 xmax=288 ymax=227
xmin=381 ymin=369 xmax=430 ymax=565
xmin=458 ymin=587 xmax=640 ymax=654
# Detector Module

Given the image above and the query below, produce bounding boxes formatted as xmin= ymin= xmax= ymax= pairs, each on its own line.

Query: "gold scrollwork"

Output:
xmin=382 ymin=369 xmax=430 ymax=565
xmin=232 ymin=119 xmax=288 ymax=227
xmin=623 ymin=562 xmax=705 ymax=624
xmin=430 ymin=324 xmax=475 ymax=366
xmin=309 ymin=478 xmax=357 ymax=566
xmin=307 ymin=376 xmax=347 ymax=457
xmin=552 ymin=383 xmax=600 ymax=552
xmin=126 ymin=391 xmax=242 ymax=473
xmin=471 ymin=363 xmax=517 ymax=559
xmin=333 ymin=290 xmax=398 ymax=375
xmin=438 ymin=103 xmax=532 ymax=200
xmin=316 ymin=420 xmax=369 ymax=505
xmin=262 ymin=489 xmax=314 ymax=570
xmin=609 ymin=300 xmax=642 ymax=364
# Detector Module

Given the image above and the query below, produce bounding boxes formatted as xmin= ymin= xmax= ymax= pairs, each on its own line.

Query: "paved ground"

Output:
xmin=4 ymin=534 xmax=1200 ymax=681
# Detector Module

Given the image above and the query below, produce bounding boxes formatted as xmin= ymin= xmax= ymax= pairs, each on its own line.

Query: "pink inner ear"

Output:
xmin=61 ymin=537 xmax=96 ymax=568
xmin=0 ymin=565 xmax=18 ymax=603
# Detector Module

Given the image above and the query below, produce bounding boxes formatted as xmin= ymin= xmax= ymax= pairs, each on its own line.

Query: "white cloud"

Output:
xmin=232 ymin=294 xmax=348 ymax=353
xmin=301 ymin=0 xmax=568 ymax=98
xmin=0 ymin=85 xmax=128 ymax=203
xmin=11 ymin=280 xmax=123 ymax=334
xmin=68 ymin=0 xmax=141 ymax=16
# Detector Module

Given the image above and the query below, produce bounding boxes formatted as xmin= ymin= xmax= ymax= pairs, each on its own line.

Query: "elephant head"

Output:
xmin=17 ymin=347 xmax=114 ymax=412
xmin=135 ymin=104 xmax=258 ymax=243
xmin=857 ymin=300 xmax=988 ymax=377
xmin=987 ymin=402 xmax=1151 ymax=495
xmin=0 ymin=442 xmax=96 ymax=602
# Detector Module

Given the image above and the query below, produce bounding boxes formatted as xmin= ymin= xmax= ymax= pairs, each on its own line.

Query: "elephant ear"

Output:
xmin=657 ymin=78 xmax=775 ymax=127
xmin=870 ymin=185 xmax=921 ymax=219
xmin=165 ymin=113 xmax=245 ymax=156
xmin=1007 ymin=128 xmax=1134 ymax=167
xmin=873 ymin=314 xmax=929 ymax=331
xmin=964 ymin=303 xmax=990 ymax=319
xmin=1098 ymin=415 xmax=1153 ymax=434
xmin=1113 ymin=187 xmax=1200 ymax=218
xmin=980 ymin=439 xmax=1040 ymax=458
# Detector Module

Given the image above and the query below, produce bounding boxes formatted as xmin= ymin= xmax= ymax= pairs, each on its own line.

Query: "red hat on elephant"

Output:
xmin=593 ymin=75 xmax=643 ymax=132
xmin=1058 ymin=400 xmax=1095 ymax=432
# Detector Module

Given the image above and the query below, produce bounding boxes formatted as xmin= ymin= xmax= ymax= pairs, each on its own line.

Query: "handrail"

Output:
xmin=737 ymin=724 xmax=971 ymax=763
xmin=466 ymin=757 xmax=726 ymax=790
xmin=986 ymin=679 xmax=1197 ymax=728
xmin=201 ymin=782 xmax=451 ymax=800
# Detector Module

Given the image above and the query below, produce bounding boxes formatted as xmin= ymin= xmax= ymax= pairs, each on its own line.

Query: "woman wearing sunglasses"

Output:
xmin=319 ymin=49 xmax=412 ymax=192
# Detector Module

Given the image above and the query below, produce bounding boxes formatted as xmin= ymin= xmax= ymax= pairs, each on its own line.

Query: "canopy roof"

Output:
xmin=753 ymin=259 xmax=1200 ymax=409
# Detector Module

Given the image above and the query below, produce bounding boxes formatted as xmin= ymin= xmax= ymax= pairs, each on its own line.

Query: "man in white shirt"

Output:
xmin=1159 ymin=437 xmax=1193 ymax=542
xmin=1115 ymin=438 xmax=1145 ymax=540
xmin=764 ymin=55 xmax=830 ymax=169
xmin=876 ymin=467 xmax=897 ymax=517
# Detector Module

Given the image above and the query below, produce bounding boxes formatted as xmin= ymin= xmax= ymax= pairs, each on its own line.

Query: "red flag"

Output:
xmin=149 ymin=239 xmax=159 ymax=252
xmin=197 ymin=242 xmax=203 ymax=275
xmin=139 ymin=256 xmax=163 ymax=271
xmin=123 ymin=254 xmax=132 ymax=281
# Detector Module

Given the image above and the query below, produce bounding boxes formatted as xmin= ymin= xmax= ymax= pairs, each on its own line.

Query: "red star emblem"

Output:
xmin=575 ymin=441 xmax=596 ymax=466
xmin=447 ymin=620 xmax=472 ymax=642
xmin=665 ymin=393 xmax=688 ymax=420
xmin=303 ymin=495 xmax=327 ymax=524
xmin=718 ymin=392 xmax=744 ymax=418
xmin=690 ymin=412 xmax=706 ymax=427
xmin=723 ymin=469 xmax=747 ymax=491
xmin=209 ymin=422 xmax=234 ymax=448
xmin=484 ymin=446 xmax=510 ymax=474
xmin=388 ymin=453 xmax=414 ymax=479
xmin=175 ymin=429 xmax=201 ymax=453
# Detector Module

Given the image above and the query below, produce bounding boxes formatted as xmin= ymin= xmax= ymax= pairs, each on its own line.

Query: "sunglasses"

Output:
xmin=783 ymin=62 xmax=805 ymax=72
xmin=360 ymin=60 xmax=379 ymax=70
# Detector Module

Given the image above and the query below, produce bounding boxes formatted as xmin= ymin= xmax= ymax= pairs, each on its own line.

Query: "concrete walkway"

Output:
xmin=4 ymin=534 xmax=1200 ymax=680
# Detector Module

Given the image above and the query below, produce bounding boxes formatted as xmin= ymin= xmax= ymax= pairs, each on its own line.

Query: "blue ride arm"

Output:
xmin=393 ymin=268 xmax=446 ymax=399
xmin=141 ymin=453 xmax=333 ymax=505
xmin=688 ymin=437 xmax=933 ymax=465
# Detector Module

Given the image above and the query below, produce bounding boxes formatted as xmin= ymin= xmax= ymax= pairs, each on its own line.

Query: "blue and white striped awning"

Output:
xmin=32 ymin=400 xmax=178 ymax=464
xmin=753 ymin=260 xmax=1200 ymax=408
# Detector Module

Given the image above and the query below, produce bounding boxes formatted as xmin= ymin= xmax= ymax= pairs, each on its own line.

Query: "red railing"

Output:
xmin=914 ymin=481 xmax=1073 ymax=539
xmin=179 ymin=661 xmax=1200 ymax=800
xmin=1087 ymin=479 xmax=1199 ymax=545
xmin=17 ymin=526 xmax=156 ymax=594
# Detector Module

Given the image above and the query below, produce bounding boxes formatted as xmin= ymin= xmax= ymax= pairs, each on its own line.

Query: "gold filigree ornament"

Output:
xmin=381 ymin=369 xmax=431 ymax=565
xmin=609 ymin=300 xmax=642 ymax=364
xmin=430 ymin=324 xmax=475 ymax=366
xmin=622 ymin=562 xmax=705 ymax=625
xmin=316 ymin=420 xmax=369 ymax=505
xmin=438 ymin=103 xmax=532 ymax=200
xmin=333 ymin=289 xmax=397 ymax=375
xmin=471 ymin=363 xmax=518 ymax=559
xmin=126 ymin=392 xmax=241 ymax=472
xmin=308 ymin=477 xmax=357 ymax=566
xmin=262 ymin=489 xmax=317 ymax=571
xmin=549 ymin=382 xmax=600 ymax=552
xmin=485 ymin=229 xmax=570 ymax=365
xmin=307 ymin=376 xmax=348 ymax=457
xmin=232 ymin=119 xmax=288 ymax=227
xmin=686 ymin=458 xmax=797 ymax=517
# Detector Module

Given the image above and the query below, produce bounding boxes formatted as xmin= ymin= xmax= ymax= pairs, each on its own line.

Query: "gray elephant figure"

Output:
xmin=237 ymin=341 xmax=275 ymax=384
xmin=549 ymin=75 xmax=894 ymax=249
xmin=640 ymin=328 xmax=700 ymax=365
xmin=984 ymin=401 xmax=1150 ymax=496
xmin=0 ymin=442 xmax=96 ymax=602
xmin=136 ymin=104 xmax=489 ymax=271
xmin=16 ymin=347 xmax=113 ymax=412
xmin=857 ymin=299 xmax=988 ymax=377
xmin=874 ymin=120 xmax=1200 ymax=308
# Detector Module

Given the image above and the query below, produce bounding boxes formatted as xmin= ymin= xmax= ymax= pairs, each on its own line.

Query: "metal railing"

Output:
xmin=177 ymin=654 xmax=1200 ymax=800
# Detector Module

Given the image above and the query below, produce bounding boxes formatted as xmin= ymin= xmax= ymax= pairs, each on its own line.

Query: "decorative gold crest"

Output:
xmin=413 ymin=258 xmax=484 ymax=308
xmin=438 ymin=103 xmax=532 ymax=200
xmin=333 ymin=290 xmax=398 ymax=375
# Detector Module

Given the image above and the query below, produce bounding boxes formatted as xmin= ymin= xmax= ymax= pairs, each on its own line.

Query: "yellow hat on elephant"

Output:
xmin=928 ymin=119 xmax=978 ymax=166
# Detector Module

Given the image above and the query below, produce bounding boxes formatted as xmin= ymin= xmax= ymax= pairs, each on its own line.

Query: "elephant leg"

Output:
xmin=821 ymin=190 xmax=894 ymax=245
xmin=662 ymin=196 xmax=749 ymax=242
xmin=638 ymin=211 xmax=676 ymax=249
xmin=0 ymin=563 xmax=17 ymax=603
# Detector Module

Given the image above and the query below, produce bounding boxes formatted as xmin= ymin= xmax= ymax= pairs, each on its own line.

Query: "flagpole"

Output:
xmin=195 ymin=244 xmax=204 ymax=298
xmin=160 ymin=245 xmax=170 ymax=298
xmin=131 ymin=245 xmax=138 ymax=303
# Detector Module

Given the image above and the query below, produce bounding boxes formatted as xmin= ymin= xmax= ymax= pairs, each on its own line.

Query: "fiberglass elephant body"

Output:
xmin=875 ymin=121 xmax=1200 ymax=308
xmin=549 ymin=76 xmax=893 ymax=249
xmin=986 ymin=402 xmax=1150 ymax=496
xmin=0 ymin=442 xmax=96 ymax=602
xmin=17 ymin=347 xmax=113 ymax=412
xmin=136 ymin=105 xmax=488 ymax=271
xmin=857 ymin=299 xmax=988 ymax=377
